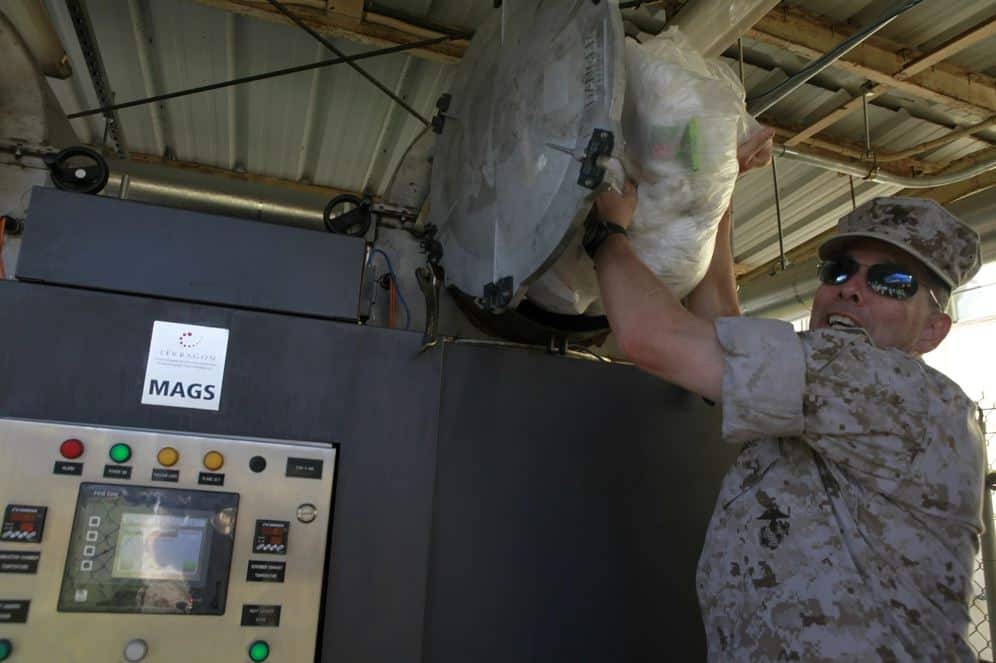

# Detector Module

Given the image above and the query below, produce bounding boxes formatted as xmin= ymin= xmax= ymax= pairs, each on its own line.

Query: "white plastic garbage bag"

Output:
xmin=527 ymin=27 xmax=759 ymax=316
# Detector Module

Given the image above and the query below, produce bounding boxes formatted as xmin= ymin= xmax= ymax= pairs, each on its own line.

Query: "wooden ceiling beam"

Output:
xmin=900 ymin=169 xmax=996 ymax=205
xmin=187 ymin=0 xmax=468 ymax=64
xmin=895 ymin=15 xmax=996 ymax=81
xmin=749 ymin=5 xmax=996 ymax=124
xmin=784 ymin=15 xmax=996 ymax=146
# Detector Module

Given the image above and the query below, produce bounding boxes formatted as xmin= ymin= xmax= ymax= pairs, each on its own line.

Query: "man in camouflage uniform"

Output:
xmin=587 ymin=191 xmax=985 ymax=661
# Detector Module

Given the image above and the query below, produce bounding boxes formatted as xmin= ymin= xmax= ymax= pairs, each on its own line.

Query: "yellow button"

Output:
xmin=157 ymin=447 xmax=180 ymax=467
xmin=203 ymin=450 xmax=225 ymax=471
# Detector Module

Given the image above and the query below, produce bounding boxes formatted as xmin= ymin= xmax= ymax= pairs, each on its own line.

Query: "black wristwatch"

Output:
xmin=582 ymin=212 xmax=628 ymax=260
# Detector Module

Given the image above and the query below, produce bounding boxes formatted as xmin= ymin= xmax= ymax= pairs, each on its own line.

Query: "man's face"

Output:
xmin=809 ymin=239 xmax=946 ymax=353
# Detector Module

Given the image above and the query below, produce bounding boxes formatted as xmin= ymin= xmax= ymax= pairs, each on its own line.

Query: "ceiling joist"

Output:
xmin=749 ymin=5 xmax=996 ymax=124
xmin=784 ymin=14 xmax=996 ymax=146
xmin=187 ymin=0 xmax=469 ymax=64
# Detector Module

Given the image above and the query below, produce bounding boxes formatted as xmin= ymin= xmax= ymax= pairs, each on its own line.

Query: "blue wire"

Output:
xmin=368 ymin=248 xmax=411 ymax=331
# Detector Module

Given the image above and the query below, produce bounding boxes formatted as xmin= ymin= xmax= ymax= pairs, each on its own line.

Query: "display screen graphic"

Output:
xmin=59 ymin=483 xmax=238 ymax=615
xmin=112 ymin=513 xmax=209 ymax=581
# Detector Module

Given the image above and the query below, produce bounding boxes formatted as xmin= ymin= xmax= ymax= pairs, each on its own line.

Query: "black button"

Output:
xmin=249 ymin=456 xmax=267 ymax=473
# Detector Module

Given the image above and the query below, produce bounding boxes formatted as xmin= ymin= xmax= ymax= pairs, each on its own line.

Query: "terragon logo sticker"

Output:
xmin=141 ymin=321 xmax=230 ymax=412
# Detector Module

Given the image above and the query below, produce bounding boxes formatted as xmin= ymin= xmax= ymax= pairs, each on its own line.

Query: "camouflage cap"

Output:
xmin=819 ymin=196 xmax=981 ymax=291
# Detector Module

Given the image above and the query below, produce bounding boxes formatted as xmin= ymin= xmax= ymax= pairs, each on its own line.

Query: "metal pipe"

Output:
xmin=740 ymin=187 xmax=996 ymax=318
xmin=67 ymin=36 xmax=450 ymax=120
xmin=982 ymin=425 xmax=996 ymax=661
xmin=747 ymin=0 xmax=924 ymax=116
xmin=862 ymin=90 xmax=873 ymax=157
xmin=101 ymin=159 xmax=335 ymax=230
xmin=738 ymin=37 xmax=745 ymax=84
xmin=774 ymin=143 xmax=996 ymax=188
xmin=771 ymin=157 xmax=787 ymax=271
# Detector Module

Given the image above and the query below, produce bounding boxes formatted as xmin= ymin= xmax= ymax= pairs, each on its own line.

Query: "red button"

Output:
xmin=60 ymin=438 xmax=85 ymax=459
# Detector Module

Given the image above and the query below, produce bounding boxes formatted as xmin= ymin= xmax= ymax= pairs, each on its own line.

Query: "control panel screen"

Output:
xmin=58 ymin=483 xmax=239 ymax=615
xmin=112 ymin=513 xmax=209 ymax=582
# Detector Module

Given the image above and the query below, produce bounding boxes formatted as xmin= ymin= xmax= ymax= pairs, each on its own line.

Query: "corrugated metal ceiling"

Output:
xmin=37 ymin=0 xmax=996 ymax=275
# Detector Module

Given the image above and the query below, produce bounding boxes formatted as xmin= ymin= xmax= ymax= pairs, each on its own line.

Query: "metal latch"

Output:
xmin=578 ymin=129 xmax=614 ymax=189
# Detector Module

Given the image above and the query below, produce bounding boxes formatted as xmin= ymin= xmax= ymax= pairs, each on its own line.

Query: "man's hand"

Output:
xmin=594 ymin=180 xmax=638 ymax=229
xmin=738 ymin=126 xmax=775 ymax=174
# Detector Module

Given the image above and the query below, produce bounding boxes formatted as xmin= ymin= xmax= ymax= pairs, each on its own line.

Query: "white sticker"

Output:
xmin=141 ymin=321 xmax=230 ymax=411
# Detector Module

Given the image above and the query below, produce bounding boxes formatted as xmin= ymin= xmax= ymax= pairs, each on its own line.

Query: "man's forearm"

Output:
xmin=686 ymin=208 xmax=741 ymax=320
xmin=595 ymin=235 xmax=724 ymax=402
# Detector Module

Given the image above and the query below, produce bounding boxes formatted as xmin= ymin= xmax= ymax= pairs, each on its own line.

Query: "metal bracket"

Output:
xmin=418 ymin=224 xmax=443 ymax=264
xmin=547 ymin=336 xmax=569 ymax=355
xmin=66 ymin=0 xmax=129 ymax=158
xmin=416 ymin=264 xmax=442 ymax=353
xmin=482 ymin=276 xmax=514 ymax=312
xmin=431 ymin=93 xmax=452 ymax=135
xmin=578 ymin=129 xmax=614 ymax=189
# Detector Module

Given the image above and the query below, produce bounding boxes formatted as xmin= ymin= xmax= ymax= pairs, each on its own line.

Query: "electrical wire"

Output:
xmin=368 ymin=248 xmax=411 ymax=331
xmin=66 ymin=36 xmax=450 ymax=120
xmin=266 ymin=0 xmax=430 ymax=126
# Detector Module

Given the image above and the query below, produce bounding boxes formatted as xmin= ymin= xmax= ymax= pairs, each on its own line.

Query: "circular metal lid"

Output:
xmin=428 ymin=0 xmax=625 ymax=311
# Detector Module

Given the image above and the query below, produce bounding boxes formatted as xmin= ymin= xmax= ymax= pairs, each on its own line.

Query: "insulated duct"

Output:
xmin=1 ymin=1 xmax=71 ymax=79
xmin=103 ymin=159 xmax=338 ymax=232
xmin=667 ymin=0 xmax=780 ymax=57
xmin=0 ymin=11 xmax=76 ymax=148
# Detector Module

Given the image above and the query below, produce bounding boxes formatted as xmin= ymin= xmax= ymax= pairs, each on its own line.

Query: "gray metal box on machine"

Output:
xmin=16 ymin=187 xmax=365 ymax=320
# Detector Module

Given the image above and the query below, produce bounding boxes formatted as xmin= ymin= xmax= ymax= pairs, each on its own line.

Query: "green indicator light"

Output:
xmin=109 ymin=443 xmax=132 ymax=464
xmin=248 ymin=641 xmax=270 ymax=662
xmin=0 ymin=638 xmax=12 ymax=662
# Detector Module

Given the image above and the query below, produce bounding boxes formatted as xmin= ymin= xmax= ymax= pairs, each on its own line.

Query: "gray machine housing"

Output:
xmin=0 ymin=191 xmax=737 ymax=661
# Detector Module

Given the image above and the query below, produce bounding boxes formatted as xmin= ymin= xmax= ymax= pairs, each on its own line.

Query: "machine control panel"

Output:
xmin=0 ymin=419 xmax=337 ymax=662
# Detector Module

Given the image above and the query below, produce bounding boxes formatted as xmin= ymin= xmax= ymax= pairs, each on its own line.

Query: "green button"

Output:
xmin=0 ymin=638 xmax=12 ymax=662
xmin=109 ymin=443 xmax=132 ymax=464
xmin=248 ymin=641 xmax=269 ymax=662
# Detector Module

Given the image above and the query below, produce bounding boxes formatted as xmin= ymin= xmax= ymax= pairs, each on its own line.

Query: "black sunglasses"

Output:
xmin=817 ymin=255 xmax=922 ymax=301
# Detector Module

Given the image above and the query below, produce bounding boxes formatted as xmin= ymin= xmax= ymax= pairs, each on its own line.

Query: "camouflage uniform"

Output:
xmin=696 ymin=198 xmax=986 ymax=662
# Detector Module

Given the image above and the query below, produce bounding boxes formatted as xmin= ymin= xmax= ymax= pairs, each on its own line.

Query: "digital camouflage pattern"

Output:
xmin=698 ymin=317 xmax=985 ymax=662
xmin=819 ymin=196 xmax=982 ymax=291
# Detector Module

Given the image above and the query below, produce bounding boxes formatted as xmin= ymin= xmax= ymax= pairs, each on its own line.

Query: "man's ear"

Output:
xmin=913 ymin=311 xmax=952 ymax=355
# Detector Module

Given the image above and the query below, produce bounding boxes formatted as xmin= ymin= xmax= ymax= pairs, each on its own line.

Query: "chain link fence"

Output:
xmin=969 ymin=402 xmax=996 ymax=662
